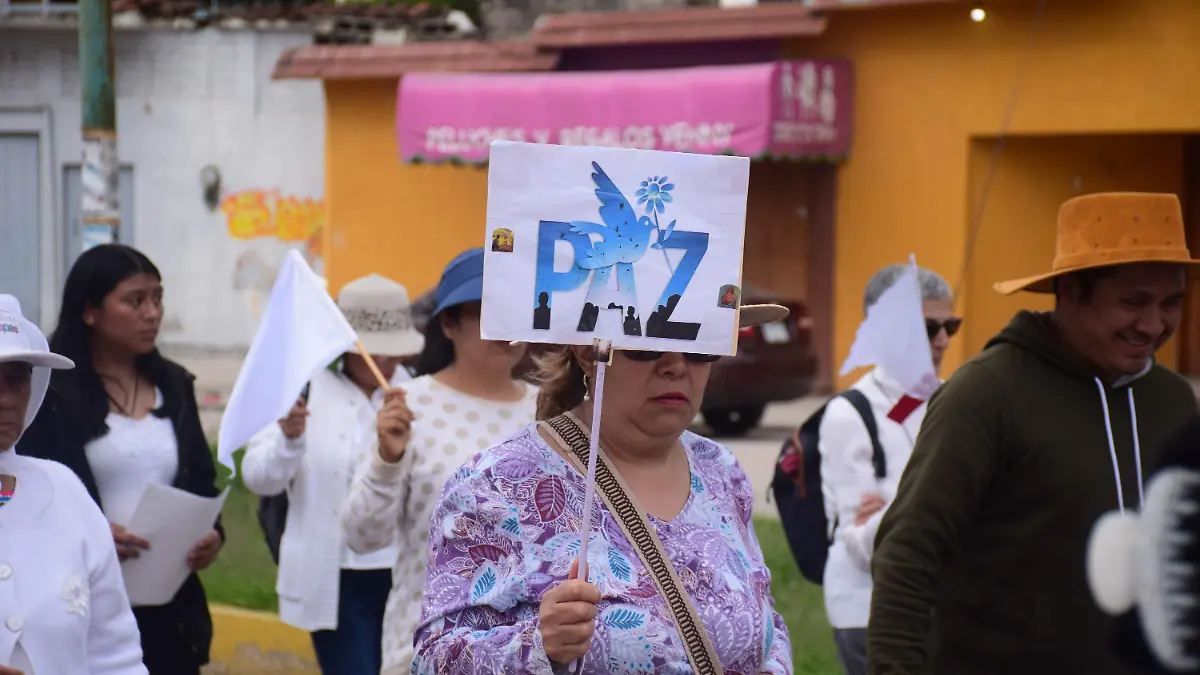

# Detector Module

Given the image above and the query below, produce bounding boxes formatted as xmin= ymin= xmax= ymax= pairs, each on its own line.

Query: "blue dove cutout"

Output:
xmin=568 ymin=162 xmax=676 ymax=270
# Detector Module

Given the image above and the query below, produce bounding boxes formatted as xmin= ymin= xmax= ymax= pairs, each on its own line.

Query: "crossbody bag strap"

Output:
xmin=540 ymin=413 xmax=724 ymax=675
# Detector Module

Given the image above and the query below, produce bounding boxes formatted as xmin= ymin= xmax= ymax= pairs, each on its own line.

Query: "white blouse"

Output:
xmin=0 ymin=450 xmax=147 ymax=675
xmin=241 ymin=366 xmax=411 ymax=633
xmin=341 ymin=375 xmax=538 ymax=675
xmin=84 ymin=389 xmax=178 ymax=527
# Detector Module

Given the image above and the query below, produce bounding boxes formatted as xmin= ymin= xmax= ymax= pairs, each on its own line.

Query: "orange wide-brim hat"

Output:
xmin=994 ymin=192 xmax=1200 ymax=295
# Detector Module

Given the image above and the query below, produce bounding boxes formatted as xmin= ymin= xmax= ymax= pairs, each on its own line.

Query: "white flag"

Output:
xmin=217 ymin=250 xmax=358 ymax=474
xmin=839 ymin=254 xmax=939 ymax=400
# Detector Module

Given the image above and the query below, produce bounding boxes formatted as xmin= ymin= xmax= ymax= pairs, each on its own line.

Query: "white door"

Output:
xmin=0 ymin=134 xmax=41 ymax=323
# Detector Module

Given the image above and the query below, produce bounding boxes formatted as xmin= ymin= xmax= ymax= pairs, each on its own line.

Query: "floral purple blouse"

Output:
xmin=412 ymin=424 xmax=793 ymax=675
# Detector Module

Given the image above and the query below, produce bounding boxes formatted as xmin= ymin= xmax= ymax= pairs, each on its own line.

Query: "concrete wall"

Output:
xmin=0 ymin=28 xmax=325 ymax=348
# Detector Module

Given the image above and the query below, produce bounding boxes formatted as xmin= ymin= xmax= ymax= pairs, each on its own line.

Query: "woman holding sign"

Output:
xmin=341 ymin=249 xmax=538 ymax=675
xmin=410 ymin=306 xmax=794 ymax=675
xmin=18 ymin=245 xmax=223 ymax=675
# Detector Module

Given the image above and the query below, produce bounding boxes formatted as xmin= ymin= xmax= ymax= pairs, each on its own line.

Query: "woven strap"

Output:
xmin=541 ymin=413 xmax=724 ymax=675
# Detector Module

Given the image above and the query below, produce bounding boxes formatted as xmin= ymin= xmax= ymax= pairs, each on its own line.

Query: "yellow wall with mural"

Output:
xmin=785 ymin=0 xmax=1198 ymax=387
xmin=323 ymin=79 xmax=489 ymax=298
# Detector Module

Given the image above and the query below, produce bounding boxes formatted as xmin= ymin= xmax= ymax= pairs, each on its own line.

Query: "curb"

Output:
xmin=204 ymin=605 xmax=319 ymax=675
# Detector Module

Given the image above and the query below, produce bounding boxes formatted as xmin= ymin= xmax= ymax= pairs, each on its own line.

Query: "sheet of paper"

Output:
xmin=121 ymin=484 xmax=230 ymax=606
xmin=482 ymin=141 xmax=750 ymax=356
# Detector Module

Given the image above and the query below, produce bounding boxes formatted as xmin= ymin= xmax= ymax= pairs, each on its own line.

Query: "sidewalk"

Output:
xmin=161 ymin=345 xmax=245 ymax=436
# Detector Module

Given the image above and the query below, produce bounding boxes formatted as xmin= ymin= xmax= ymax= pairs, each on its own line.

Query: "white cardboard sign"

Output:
xmin=481 ymin=141 xmax=749 ymax=356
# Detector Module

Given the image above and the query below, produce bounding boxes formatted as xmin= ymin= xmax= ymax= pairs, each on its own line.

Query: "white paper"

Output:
xmin=482 ymin=141 xmax=750 ymax=356
xmin=121 ymin=484 xmax=230 ymax=606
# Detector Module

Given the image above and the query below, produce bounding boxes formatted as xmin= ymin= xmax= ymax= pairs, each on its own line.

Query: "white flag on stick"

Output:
xmin=217 ymin=250 xmax=358 ymax=474
xmin=839 ymin=255 xmax=940 ymax=420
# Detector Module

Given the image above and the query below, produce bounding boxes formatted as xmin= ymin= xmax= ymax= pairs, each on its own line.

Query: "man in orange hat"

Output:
xmin=867 ymin=192 xmax=1200 ymax=675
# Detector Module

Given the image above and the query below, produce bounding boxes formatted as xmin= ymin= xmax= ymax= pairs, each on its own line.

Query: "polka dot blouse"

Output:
xmin=340 ymin=375 xmax=538 ymax=675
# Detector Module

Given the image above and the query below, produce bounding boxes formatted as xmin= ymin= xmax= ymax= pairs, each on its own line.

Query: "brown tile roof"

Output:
xmin=802 ymin=0 xmax=1017 ymax=10
xmin=531 ymin=3 xmax=826 ymax=49
xmin=274 ymin=0 xmax=995 ymax=80
xmin=272 ymin=41 xmax=559 ymax=80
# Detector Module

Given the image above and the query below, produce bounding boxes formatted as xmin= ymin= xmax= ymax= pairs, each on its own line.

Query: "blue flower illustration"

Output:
xmin=635 ymin=176 xmax=675 ymax=215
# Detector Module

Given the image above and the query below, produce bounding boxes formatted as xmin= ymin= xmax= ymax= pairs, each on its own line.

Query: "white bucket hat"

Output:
xmin=0 ymin=294 xmax=74 ymax=434
xmin=337 ymin=274 xmax=425 ymax=358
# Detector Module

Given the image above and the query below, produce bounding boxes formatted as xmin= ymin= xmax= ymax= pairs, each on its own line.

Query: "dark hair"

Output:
xmin=49 ymin=244 xmax=171 ymax=440
xmin=414 ymin=305 xmax=462 ymax=376
xmin=1055 ymin=266 xmax=1118 ymax=304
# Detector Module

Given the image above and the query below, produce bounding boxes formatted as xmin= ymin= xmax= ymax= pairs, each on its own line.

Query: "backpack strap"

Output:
xmin=840 ymin=389 xmax=886 ymax=479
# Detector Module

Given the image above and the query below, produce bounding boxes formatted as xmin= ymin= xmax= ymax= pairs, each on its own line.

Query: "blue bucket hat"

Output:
xmin=432 ymin=248 xmax=484 ymax=318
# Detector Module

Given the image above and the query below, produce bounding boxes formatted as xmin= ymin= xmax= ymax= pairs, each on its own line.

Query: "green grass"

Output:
xmin=202 ymin=452 xmax=838 ymax=672
xmin=199 ymin=450 xmax=279 ymax=611
xmin=754 ymin=517 xmax=839 ymax=674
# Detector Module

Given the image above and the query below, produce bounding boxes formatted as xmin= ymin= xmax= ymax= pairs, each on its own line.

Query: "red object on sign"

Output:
xmin=887 ymin=395 xmax=924 ymax=424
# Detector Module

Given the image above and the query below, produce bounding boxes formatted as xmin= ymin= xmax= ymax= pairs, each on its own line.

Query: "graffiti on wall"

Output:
xmin=222 ymin=189 xmax=326 ymax=317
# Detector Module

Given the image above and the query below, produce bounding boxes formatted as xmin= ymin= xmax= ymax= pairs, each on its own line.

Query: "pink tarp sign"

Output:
xmin=396 ymin=60 xmax=853 ymax=164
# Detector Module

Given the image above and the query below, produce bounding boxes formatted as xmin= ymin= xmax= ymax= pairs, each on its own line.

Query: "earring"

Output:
xmin=583 ymin=373 xmax=591 ymax=402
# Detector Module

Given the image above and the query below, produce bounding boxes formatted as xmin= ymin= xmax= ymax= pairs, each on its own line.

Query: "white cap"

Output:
xmin=0 ymin=294 xmax=74 ymax=435
xmin=0 ymin=295 xmax=74 ymax=370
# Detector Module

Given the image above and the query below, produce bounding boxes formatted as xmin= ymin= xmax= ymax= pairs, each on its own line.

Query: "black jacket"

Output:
xmin=17 ymin=357 xmax=222 ymax=667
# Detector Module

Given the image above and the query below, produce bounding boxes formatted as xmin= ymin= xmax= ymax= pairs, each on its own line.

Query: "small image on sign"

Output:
xmin=491 ymin=228 xmax=515 ymax=253
xmin=717 ymin=284 xmax=740 ymax=309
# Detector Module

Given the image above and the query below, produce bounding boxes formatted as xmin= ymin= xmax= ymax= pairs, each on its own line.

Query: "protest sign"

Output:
xmin=482 ymin=140 xmax=750 ymax=356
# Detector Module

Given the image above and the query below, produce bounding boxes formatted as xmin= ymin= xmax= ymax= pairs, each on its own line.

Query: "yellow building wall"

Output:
xmin=320 ymin=0 xmax=1200 ymax=385
xmin=785 ymin=0 xmax=1200 ymax=387
xmin=323 ymin=79 xmax=490 ymax=298
xmin=963 ymin=134 xmax=1184 ymax=370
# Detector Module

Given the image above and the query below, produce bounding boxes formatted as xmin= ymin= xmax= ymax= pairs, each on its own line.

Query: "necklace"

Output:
xmin=102 ymin=374 xmax=141 ymax=417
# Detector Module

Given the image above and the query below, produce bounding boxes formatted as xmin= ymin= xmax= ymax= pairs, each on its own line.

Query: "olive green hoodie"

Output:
xmin=867 ymin=311 xmax=1198 ymax=675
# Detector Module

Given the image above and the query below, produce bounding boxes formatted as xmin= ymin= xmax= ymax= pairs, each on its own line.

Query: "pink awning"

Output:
xmin=396 ymin=60 xmax=853 ymax=164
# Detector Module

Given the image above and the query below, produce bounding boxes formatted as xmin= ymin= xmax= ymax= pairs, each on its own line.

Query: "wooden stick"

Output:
xmin=354 ymin=339 xmax=393 ymax=392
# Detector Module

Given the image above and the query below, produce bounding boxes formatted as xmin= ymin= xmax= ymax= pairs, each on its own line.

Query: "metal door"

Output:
xmin=0 ymin=134 xmax=41 ymax=322
xmin=63 ymin=164 xmax=135 ymax=279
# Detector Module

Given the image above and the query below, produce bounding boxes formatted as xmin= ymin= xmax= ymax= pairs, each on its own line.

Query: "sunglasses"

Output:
xmin=621 ymin=350 xmax=722 ymax=364
xmin=926 ymin=317 xmax=963 ymax=340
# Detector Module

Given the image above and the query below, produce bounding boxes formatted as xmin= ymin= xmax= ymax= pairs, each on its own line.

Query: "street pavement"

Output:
xmin=712 ymin=398 xmax=823 ymax=519
xmin=168 ymin=346 xmax=823 ymax=520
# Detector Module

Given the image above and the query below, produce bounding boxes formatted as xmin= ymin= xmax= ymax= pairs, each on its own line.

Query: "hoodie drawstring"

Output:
xmin=1094 ymin=378 xmax=1144 ymax=513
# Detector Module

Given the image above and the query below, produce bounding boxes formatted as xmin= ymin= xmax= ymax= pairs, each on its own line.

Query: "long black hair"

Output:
xmin=414 ymin=305 xmax=462 ymax=376
xmin=49 ymin=244 xmax=172 ymax=440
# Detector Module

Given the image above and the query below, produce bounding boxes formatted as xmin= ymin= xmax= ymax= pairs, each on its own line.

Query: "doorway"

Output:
xmin=0 ymin=134 xmax=41 ymax=322
xmin=62 ymin=164 xmax=135 ymax=281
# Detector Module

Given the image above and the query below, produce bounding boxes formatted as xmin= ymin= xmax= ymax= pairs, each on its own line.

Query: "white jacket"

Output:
xmin=240 ymin=365 xmax=410 ymax=632
xmin=818 ymin=368 xmax=930 ymax=629
xmin=0 ymin=450 xmax=147 ymax=675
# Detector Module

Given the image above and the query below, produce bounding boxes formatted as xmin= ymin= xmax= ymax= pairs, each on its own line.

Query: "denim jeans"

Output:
xmin=311 ymin=568 xmax=392 ymax=675
xmin=833 ymin=627 xmax=868 ymax=675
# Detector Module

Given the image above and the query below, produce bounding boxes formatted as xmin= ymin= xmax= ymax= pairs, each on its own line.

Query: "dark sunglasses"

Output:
xmin=621 ymin=350 xmax=722 ymax=364
xmin=926 ymin=317 xmax=963 ymax=340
